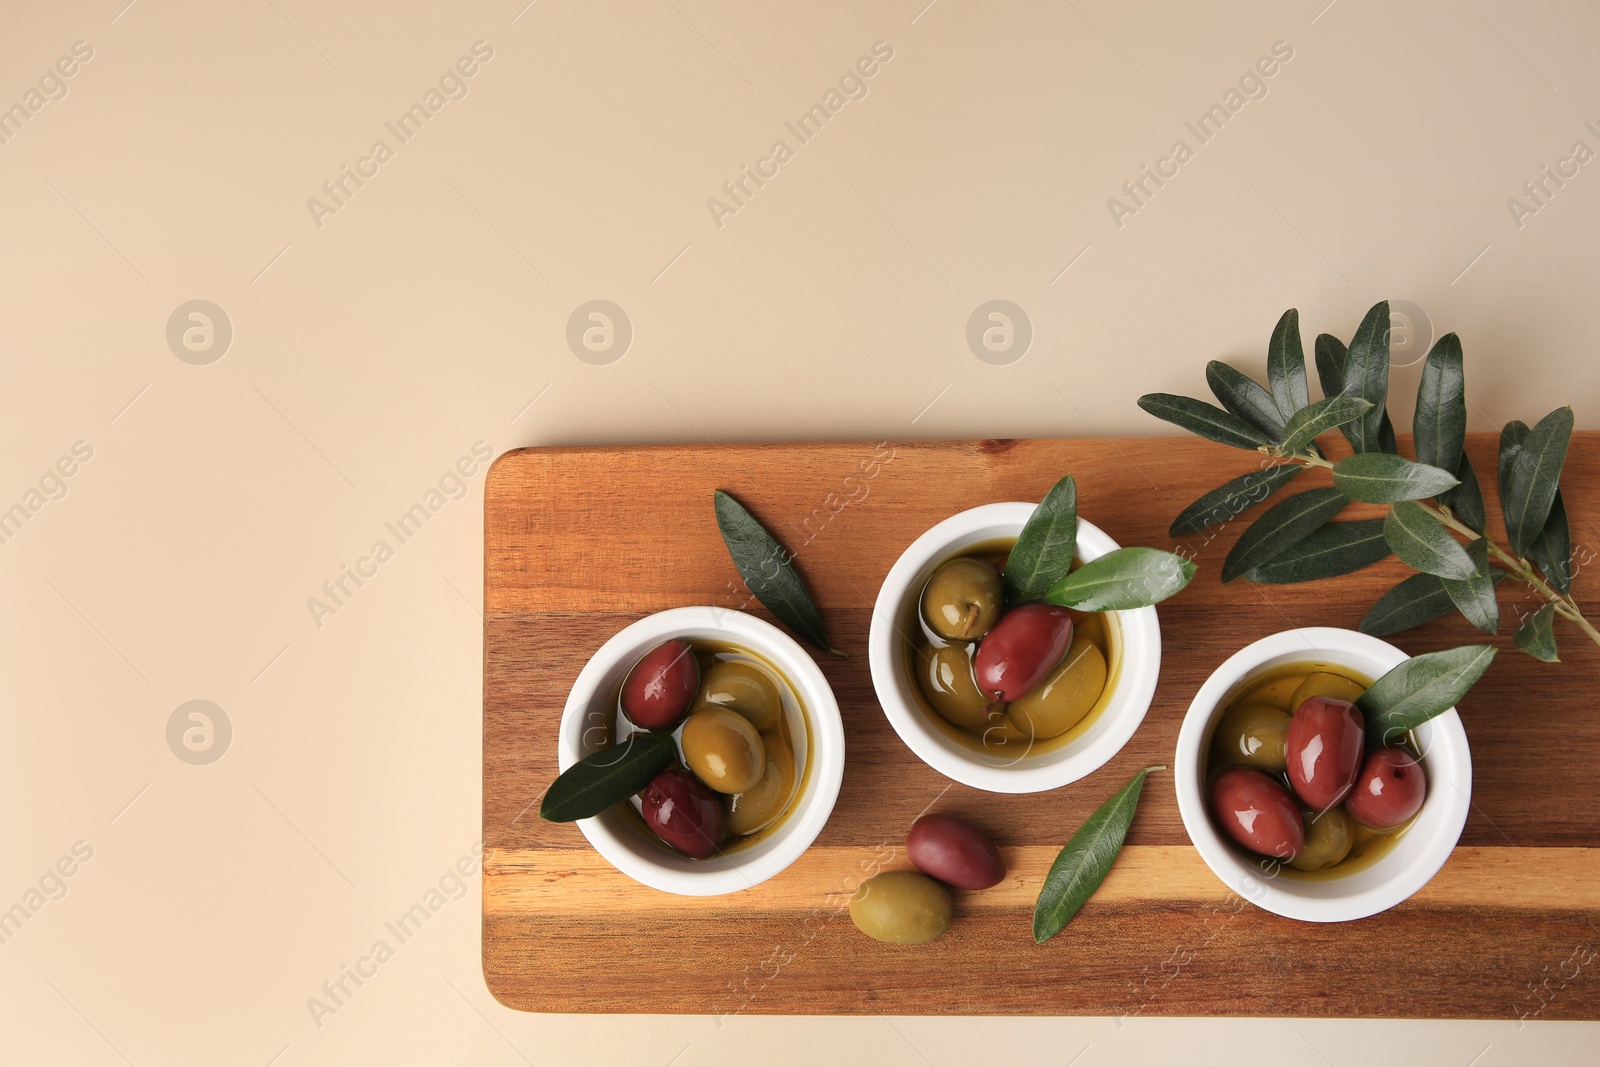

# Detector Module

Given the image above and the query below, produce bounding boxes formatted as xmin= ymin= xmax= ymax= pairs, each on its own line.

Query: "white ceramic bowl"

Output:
xmin=1174 ymin=627 xmax=1472 ymax=922
xmin=557 ymin=607 xmax=845 ymax=897
xmin=868 ymin=502 xmax=1162 ymax=793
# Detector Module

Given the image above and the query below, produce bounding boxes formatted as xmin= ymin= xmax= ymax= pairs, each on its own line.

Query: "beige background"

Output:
xmin=1 ymin=0 xmax=1595 ymax=1063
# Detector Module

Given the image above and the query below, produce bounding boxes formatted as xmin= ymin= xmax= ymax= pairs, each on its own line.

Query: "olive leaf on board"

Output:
xmin=1138 ymin=301 xmax=1595 ymax=661
xmin=539 ymin=731 xmax=678 ymax=822
xmin=1033 ymin=765 xmax=1163 ymax=944
xmin=713 ymin=489 xmax=843 ymax=656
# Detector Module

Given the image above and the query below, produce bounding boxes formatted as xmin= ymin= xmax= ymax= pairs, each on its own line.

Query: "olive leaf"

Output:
xmin=1341 ymin=301 xmax=1393 ymax=454
xmin=1221 ymin=487 xmax=1349 ymax=582
xmin=1497 ymin=420 xmax=1530 ymax=490
xmin=1314 ymin=333 xmax=1348 ymax=400
xmin=1332 ymin=453 xmax=1459 ymax=504
xmin=1137 ymin=393 xmax=1273 ymax=451
xmin=1383 ymin=501 xmax=1477 ymax=581
xmin=1530 ymin=491 xmax=1572 ymax=594
xmin=1005 ymin=475 xmax=1078 ymax=601
xmin=1413 ymin=333 xmax=1466 ymax=476
xmin=1245 ymin=519 xmax=1390 ymax=584
xmin=714 ymin=489 xmax=842 ymax=656
xmin=1514 ymin=604 xmax=1560 ymax=663
xmin=1266 ymin=308 xmax=1310 ymax=422
xmin=1033 ymin=765 xmax=1163 ymax=944
xmin=1277 ymin=396 xmax=1372 ymax=456
xmin=1169 ymin=465 xmax=1302 ymax=537
xmin=1360 ymin=570 xmax=1508 ymax=636
xmin=1502 ymin=407 xmax=1574 ymax=557
xmin=1442 ymin=538 xmax=1499 ymax=634
xmin=1357 ymin=645 xmax=1497 ymax=746
xmin=539 ymin=731 xmax=679 ymax=822
xmin=1044 ymin=548 xmax=1196 ymax=612
xmin=1206 ymin=361 xmax=1284 ymax=440
xmin=1441 ymin=452 xmax=1487 ymax=534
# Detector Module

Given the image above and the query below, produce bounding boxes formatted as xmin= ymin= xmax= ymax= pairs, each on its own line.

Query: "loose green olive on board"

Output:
xmin=695 ymin=659 xmax=782 ymax=732
xmin=680 ymin=707 xmax=766 ymax=794
xmin=849 ymin=871 xmax=953 ymax=944
xmin=921 ymin=558 xmax=1004 ymax=640
xmin=725 ymin=729 xmax=796 ymax=837
xmin=1006 ymin=634 xmax=1107 ymax=740
xmin=1289 ymin=807 xmax=1354 ymax=871
xmin=916 ymin=642 xmax=1002 ymax=732
xmin=1290 ymin=672 xmax=1366 ymax=712
xmin=1211 ymin=702 xmax=1292 ymax=774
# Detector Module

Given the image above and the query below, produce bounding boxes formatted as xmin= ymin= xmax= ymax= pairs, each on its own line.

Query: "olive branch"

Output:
xmin=1138 ymin=301 xmax=1591 ymax=663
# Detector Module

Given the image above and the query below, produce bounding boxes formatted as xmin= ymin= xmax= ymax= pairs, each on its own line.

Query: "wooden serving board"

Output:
xmin=482 ymin=435 xmax=1600 ymax=1019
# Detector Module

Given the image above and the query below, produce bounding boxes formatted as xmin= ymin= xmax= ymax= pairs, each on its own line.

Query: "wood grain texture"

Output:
xmin=483 ymin=435 xmax=1600 ymax=1018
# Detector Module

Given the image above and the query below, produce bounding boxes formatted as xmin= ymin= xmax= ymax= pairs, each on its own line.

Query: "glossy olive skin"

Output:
xmin=1209 ymin=767 xmax=1304 ymax=859
xmin=1286 ymin=696 xmax=1366 ymax=811
xmin=1212 ymin=702 xmax=1292 ymax=774
xmin=921 ymin=558 xmax=1004 ymax=640
xmin=696 ymin=659 xmax=782 ymax=732
xmin=681 ymin=707 xmax=766 ymax=794
xmin=849 ymin=871 xmax=953 ymax=944
xmin=1290 ymin=672 xmax=1366 ymax=711
xmin=974 ymin=604 xmax=1074 ymax=703
xmin=1006 ymin=634 xmax=1106 ymax=741
xmin=620 ymin=640 xmax=700 ymax=730
xmin=906 ymin=813 xmax=1005 ymax=890
xmin=1345 ymin=748 xmax=1427 ymax=829
xmin=725 ymin=729 xmax=795 ymax=837
xmin=640 ymin=768 xmax=725 ymax=859
xmin=1288 ymin=807 xmax=1354 ymax=871
xmin=916 ymin=642 xmax=1004 ymax=732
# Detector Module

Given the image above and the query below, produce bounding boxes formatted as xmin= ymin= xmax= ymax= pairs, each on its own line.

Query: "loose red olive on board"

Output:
xmin=906 ymin=813 xmax=1006 ymax=890
xmin=640 ymin=768 xmax=725 ymax=858
xmin=1285 ymin=696 xmax=1365 ymax=811
xmin=620 ymin=640 xmax=700 ymax=730
xmin=1345 ymin=748 xmax=1428 ymax=830
xmin=973 ymin=604 xmax=1074 ymax=703
xmin=1208 ymin=767 xmax=1304 ymax=859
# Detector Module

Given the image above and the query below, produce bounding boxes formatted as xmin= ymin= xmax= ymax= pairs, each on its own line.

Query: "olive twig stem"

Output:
xmin=1269 ymin=448 xmax=1600 ymax=650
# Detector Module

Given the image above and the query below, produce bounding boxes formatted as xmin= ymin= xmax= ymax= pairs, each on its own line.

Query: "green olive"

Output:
xmin=1288 ymin=807 xmax=1355 ymax=871
xmin=1006 ymin=634 xmax=1107 ymax=740
xmin=920 ymin=558 xmax=1003 ymax=640
xmin=726 ymin=728 xmax=796 ymax=837
xmin=1238 ymin=675 xmax=1299 ymax=712
xmin=1069 ymin=610 xmax=1106 ymax=652
xmin=1211 ymin=702 xmax=1292 ymax=773
xmin=695 ymin=659 xmax=782 ymax=732
xmin=681 ymin=707 xmax=766 ymax=794
xmin=915 ymin=642 xmax=1005 ymax=733
xmin=1290 ymin=672 xmax=1366 ymax=711
xmin=849 ymin=871 xmax=952 ymax=944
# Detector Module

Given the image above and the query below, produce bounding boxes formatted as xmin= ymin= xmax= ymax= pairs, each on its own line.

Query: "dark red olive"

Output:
xmin=620 ymin=640 xmax=700 ymax=730
xmin=906 ymin=813 xmax=1006 ymax=890
xmin=1345 ymin=748 xmax=1427 ymax=829
xmin=1286 ymin=696 xmax=1365 ymax=811
xmin=1208 ymin=767 xmax=1304 ymax=859
xmin=640 ymin=769 xmax=725 ymax=859
xmin=973 ymin=604 xmax=1074 ymax=702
